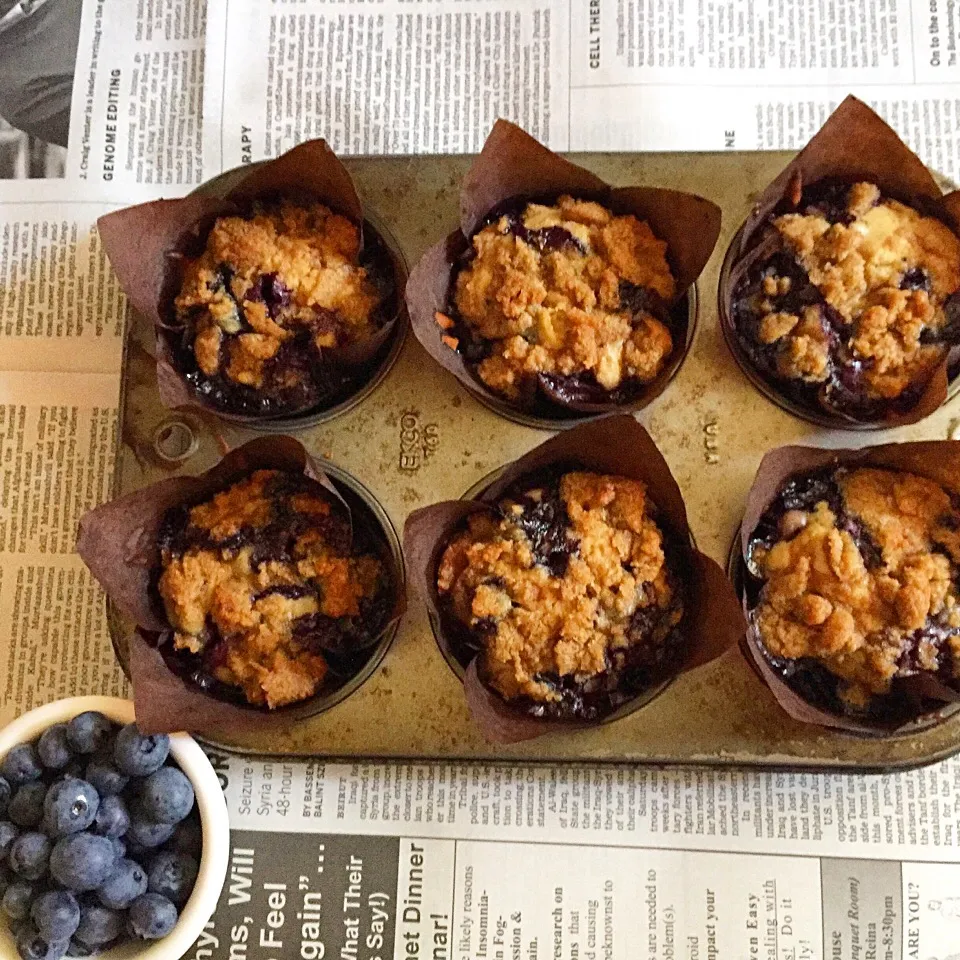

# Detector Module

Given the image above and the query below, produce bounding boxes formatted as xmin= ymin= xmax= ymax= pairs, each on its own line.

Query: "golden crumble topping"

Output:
xmin=451 ymin=197 xmax=677 ymax=400
xmin=175 ymin=202 xmax=383 ymax=392
xmin=158 ymin=470 xmax=383 ymax=709
xmin=750 ymin=182 xmax=960 ymax=401
xmin=751 ymin=467 xmax=960 ymax=709
xmin=437 ymin=471 xmax=683 ymax=707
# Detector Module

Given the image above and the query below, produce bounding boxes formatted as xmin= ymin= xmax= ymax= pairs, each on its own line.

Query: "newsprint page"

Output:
xmin=0 ymin=0 xmax=958 ymax=957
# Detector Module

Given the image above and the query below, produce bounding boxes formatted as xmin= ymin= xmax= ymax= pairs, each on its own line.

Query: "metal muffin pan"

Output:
xmin=112 ymin=150 xmax=960 ymax=769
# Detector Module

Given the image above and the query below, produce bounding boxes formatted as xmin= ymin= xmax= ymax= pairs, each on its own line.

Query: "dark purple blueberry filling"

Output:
xmin=440 ymin=465 xmax=688 ymax=722
xmin=169 ymin=222 xmax=397 ymax=419
xmin=745 ymin=468 xmax=960 ymax=723
xmin=150 ymin=472 xmax=396 ymax=710
xmin=496 ymin=474 xmax=576 ymax=577
xmin=731 ymin=181 xmax=959 ymax=421
xmin=447 ymin=199 xmax=686 ymax=414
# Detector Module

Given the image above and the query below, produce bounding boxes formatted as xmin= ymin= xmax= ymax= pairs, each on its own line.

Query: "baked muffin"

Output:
xmin=171 ymin=201 xmax=396 ymax=417
xmin=745 ymin=465 xmax=960 ymax=722
xmin=156 ymin=469 xmax=391 ymax=709
xmin=439 ymin=196 xmax=681 ymax=410
xmin=436 ymin=468 xmax=686 ymax=720
xmin=731 ymin=181 xmax=960 ymax=422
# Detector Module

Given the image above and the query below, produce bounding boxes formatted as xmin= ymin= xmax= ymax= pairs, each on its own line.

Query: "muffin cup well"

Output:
xmin=406 ymin=120 xmax=722 ymax=428
xmin=77 ymin=436 xmax=406 ymax=736
xmin=718 ymin=95 xmax=960 ymax=429
xmin=97 ymin=139 xmax=408 ymax=428
xmin=403 ymin=415 xmax=744 ymax=743
xmin=738 ymin=441 xmax=960 ymax=737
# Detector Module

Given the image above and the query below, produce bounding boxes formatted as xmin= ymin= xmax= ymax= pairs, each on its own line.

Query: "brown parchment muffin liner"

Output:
xmin=404 ymin=415 xmax=743 ymax=743
xmin=76 ymin=436 xmax=405 ymax=736
xmin=406 ymin=120 xmax=722 ymax=421
xmin=720 ymin=95 xmax=960 ymax=428
xmin=97 ymin=138 xmax=406 ymax=423
xmin=738 ymin=441 xmax=960 ymax=736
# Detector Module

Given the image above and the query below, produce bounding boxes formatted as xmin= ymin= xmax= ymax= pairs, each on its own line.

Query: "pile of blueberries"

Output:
xmin=0 ymin=712 xmax=201 ymax=960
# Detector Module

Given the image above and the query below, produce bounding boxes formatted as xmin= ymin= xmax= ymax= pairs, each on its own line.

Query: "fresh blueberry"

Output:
xmin=42 ymin=780 xmax=99 ymax=837
xmin=31 ymin=891 xmax=80 ymax=942
xmin=74 ymin=903 xmax=123 ymax=947
xmin=137 ymin=767 xmax=194 ymax=825
xmin=64 ymin=941 xmax=93 ymax=958
xmin=49 ymin=835 xmax=116 ymax=892
xmin=128 ymin=893 xmax=177 ymax=940
xmin=2 ymin=745 xmax=43 ymax=786
xmin=0 ymin=820 xmax=20 ymax=858
xmin=168 ymin=816 xmax=202 ymax=856
xmin=125 ymin=816 xmax=174 ymax=849
xmin=9 ymin=783 xmax=48 ymax=829
xmin=65 ymin=715 xmax=112 ymax=756
xmin=147 ymin=850 xmax=198 ymax=907
xmin=91 ymin=795 xmax=128 ymax=839
xmin=36 ymin=726 xmax=72 ymax=771
xmin=97 ymin=858 xmax=147 ymax=910
xmin=0 ymin=862 xmax=11 ymax=897
xmin=2 ymin=880 xmax=35 ymax=920
xmin=0 ymin=775 xmax=11 ymax=818
xmin=9 ymin=832 xmax=51 ymax=880
xmin=83 ymin=759 xmax=127 ymax=798
xmin=107 ymin=837 xmax=126 ymax=861
xmin=15 ymin=922 xmax=68 ymax=960
xmin=113 ymin=726 xmax=169 ymax=777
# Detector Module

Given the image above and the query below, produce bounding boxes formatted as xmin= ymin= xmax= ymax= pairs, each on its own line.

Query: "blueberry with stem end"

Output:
xmin=91 ymin=796 xmax=129 ymax=839
xmin=8 ymin=832 xmax=51 ymax=880
xmin=43 ymin=780 xmax=100 ymax=837
xmin=113 ymin=726 xmax=169 ymax=777
xmin=2 ymin=880 xmax=35 ymax=920
xmin=2 ymin=745 xmax=43 ymax=786
xmin=65 ymin=714 xmax=113 ymax=756
xmin=9 ymin=783 xmax=48 ymax=829
xmin=97 ymin=858 xmax=148 ymax=910
xmin=0 ymin=820 xmax=20 ymax=858
xmin=37 ymin=726 xmax=72 ymax=771
xmin=125 ymin=816 xmax=175 ymax=850
xmin=147 ymin=850 xmax=198 ymax=906
xmin=137 ymin=767 xmax=194 ymax=824
xmin=128 ymin=893 xmax=178 ymax=940
xmin=74 ymin=903 xmax=123 ymax=947
xmin=15 ymin=922 xmax=69 ymax=960
xmin=31 ymin=891 xmax=81 ymax=942
xmin=83 ymin=759 xmax=127 ymax=798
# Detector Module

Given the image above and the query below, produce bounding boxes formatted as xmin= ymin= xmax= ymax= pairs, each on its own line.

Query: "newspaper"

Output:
xmin=202 ymin=0 xmax=960 ymax=179
xmin=193 ymin=753 xmax=960 ymax=959
xmin=0 ymin=0 xmax=958 ymax=956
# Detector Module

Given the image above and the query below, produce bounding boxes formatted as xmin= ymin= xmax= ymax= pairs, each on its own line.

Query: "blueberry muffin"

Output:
xmin=156 ymin=469 xmax=391 ymax=708
xmin=731 ymin=181 xmax=960 ymax=421
xmin=436 ymin=469 xmax=686 ymax=720
xmin=745 ymin=466 xmax=960 ymax=721
xmin=172 ymin=202 xmax=395 ymax=417
xmin=439 ymin=196 xmax=680 ymax=409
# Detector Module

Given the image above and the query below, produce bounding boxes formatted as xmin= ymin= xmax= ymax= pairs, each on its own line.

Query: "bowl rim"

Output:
xmin=0 ymin=696 xmax=229 ymax=960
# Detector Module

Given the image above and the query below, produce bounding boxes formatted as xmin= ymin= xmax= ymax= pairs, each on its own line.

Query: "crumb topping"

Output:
xmin=158 ymin=469 xmax=383 ymax=709
xmin=175 ymin=202 xmax=383 ymax=393
xmin=751 ymin=467 xmax=960 ymax=708
xmin=452 ymin=196 xmax=677 ymax=400
xmin=742 ymin=182 xmax=960 ymax=404
xmin=437 ymin=471 xmax=683 ymax=706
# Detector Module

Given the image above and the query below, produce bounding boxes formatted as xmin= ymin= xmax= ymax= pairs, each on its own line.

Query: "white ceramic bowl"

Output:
xmin=0 ymin=697 xmax=229 ymax=960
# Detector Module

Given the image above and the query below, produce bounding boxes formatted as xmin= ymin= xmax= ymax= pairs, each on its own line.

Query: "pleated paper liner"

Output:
xmin=77 ymin=436 xmax=406 ymax=736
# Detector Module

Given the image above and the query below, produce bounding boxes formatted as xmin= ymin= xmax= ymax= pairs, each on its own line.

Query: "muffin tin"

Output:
xmin=111 ymin=149 xmax=960 ymax=770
